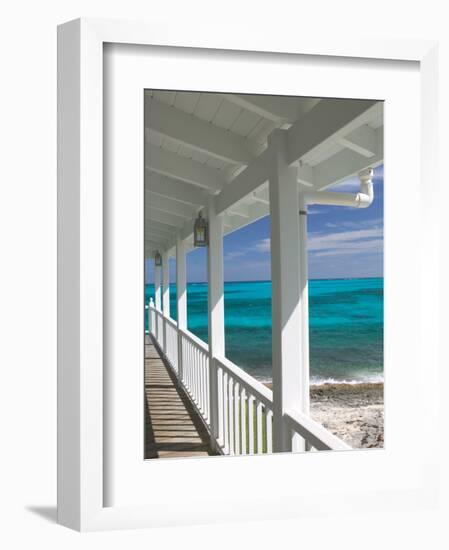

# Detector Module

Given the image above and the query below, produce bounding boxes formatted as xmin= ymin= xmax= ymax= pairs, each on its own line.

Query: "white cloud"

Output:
xmin=225 ymin=250 xmax=246 ymax=260
xmin=254 ymin=238 xmax=271 ymax=253
xmin=252 ymin=219 xmax=383 ymax=259
xmin=307 ymin=207 xmax=329 ymax=215
xmin=309 ymin=226 xmax=383 ymax=258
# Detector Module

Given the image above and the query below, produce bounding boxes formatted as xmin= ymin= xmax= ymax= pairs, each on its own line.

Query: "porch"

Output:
xmin=145 ymin=92 xmax=383 ymax=457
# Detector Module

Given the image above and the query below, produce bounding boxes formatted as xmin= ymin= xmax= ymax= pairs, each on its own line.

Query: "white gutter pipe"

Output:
xmin=296 ymin=167 xmax=374 ymax=449
xmin=304 ymin=168 xmax=374 ymax=208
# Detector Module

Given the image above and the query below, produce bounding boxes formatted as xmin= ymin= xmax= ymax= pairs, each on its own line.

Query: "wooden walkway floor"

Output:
xmin=145 ymin=336 xmax=217 ymax=459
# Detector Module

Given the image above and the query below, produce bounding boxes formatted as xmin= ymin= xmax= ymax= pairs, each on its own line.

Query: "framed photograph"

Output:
xmin=57 ymin=18 xmax=440 ymax=531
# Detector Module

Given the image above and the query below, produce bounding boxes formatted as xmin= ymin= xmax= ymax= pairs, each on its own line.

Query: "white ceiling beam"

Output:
xmin=222 ymin=213 xmax=233 ymax=229
xmin=146 ymin=228 xmax=176 ymax=241
xmin=215 ymin=102 xmax=382 ymax=216
xmin=221 ymin=94 xmax=318 ymax=123
xmin=146 ymin=192 xmax=197 ymax=219
xmin=145 ymin=97 xmax=258 ymax=165
xmin=145 ymin=236 xmax=169 ymax=248
xmin=221 ymin=202 xmax=269 ymax=238
xmin=147 ymin=208 xmax=186 ymax=228
xmin=338 ymin=125 xmax=378 ymax=158
xmin=145 ymin=240 xmax=169 ymax=252
xmin=145 ymin=221 xmax=178 ymax=236
xmin=227 ymin=203 xmax=250 ymax=219
xmin=300 ymin=127 xmax=383 ymax=191
xmin=251 ymin=189 xmax=269 ymax=205
xmin=215 ymin=148 xmax=271 ymax=215
xmin=146 ymin=172 xmax=209 ymax=206
xmin=286 ymin=100 xmax=380 ymax=165
xmin=146 ymin=145 xmax=225 ymax=192
xmin=296 ymin=163 xmax=315 ymax=187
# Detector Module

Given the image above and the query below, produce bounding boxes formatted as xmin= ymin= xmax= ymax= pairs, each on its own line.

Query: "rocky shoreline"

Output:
xmin=310 ymin=382 xmax=384 ymax=448
xmin=264 ymin=382 xmax=384 ymax=449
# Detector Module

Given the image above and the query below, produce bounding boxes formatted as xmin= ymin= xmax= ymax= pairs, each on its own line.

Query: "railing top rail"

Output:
xmin=164 ymin=315 xmax=178 ymax=329
xmin=215 ymin=354 xmax=273 ymax=409
xmin=179 ymin=327 xmax=209 ymax=354
xmin=149 ymin=305 xmax=178 ymax=328
xmin=284 ymin=407 xmax=351 ymax=451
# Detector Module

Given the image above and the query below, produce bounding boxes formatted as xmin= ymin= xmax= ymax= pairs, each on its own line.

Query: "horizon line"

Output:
xmin=145 ymin=275 xmax=384 ymax=285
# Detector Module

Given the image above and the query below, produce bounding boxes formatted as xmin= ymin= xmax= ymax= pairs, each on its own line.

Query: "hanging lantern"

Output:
xmin=154 ymin=251 xmax=162 ymax=266
xmin=193 ymin=212 xmax=208 ymax=247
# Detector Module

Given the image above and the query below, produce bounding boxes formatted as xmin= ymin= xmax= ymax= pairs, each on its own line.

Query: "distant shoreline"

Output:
xmin=145 ymin=276 xmax=384 ymax=285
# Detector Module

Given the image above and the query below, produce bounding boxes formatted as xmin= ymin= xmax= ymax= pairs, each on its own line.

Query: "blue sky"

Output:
xmin=145 ymin=164 xmax=383 ymax=283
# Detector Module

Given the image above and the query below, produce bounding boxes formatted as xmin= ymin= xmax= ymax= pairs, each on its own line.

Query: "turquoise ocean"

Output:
xmin=145 ymin=277 xmax=383 ymax=385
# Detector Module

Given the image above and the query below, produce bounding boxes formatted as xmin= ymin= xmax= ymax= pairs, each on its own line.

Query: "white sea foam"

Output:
xmin=254 ymin=374 xmax=384 ymax=386
xmin=310 ymin=375 xmax=384 ymax=386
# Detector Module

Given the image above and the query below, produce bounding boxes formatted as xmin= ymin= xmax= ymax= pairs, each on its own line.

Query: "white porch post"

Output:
xmin=268 ymin=129 xmax=307 ymax=453
xmin=162 ymin=251 xmax=170 ymax=353
xmin=154 ymin=262 xmax=161 ymax=311
xmin=176 ymin=235 xmax=187 ymax=381
xmin=154 ymin=260 xmax=161 ymax=344
xmin=297 ymin=192 xmax=311 ymax=451
xmin=162 ymin=251 xmax=170 ymax=317
xmin=207 ymin=198 xmax=225 ymax=448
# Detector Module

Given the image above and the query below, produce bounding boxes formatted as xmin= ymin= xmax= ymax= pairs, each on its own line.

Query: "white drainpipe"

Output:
xmin=297 ymin=166 xmax=374 ymax=450
xmin=304 ymin=168 xmax=374 ymax=208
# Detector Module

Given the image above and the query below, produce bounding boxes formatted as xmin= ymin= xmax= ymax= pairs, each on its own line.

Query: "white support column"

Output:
xmin=162 ymin=251 xmax=170 ymax=353
xmin=154 ymin=262 xmax=161 ymax=311
xmin=145 ymin=303 xmax=149 ymax=335
xmin=297 ymin=192 xmax=311 ymax=451
xmin=162 ymin=251 xmax=170 ymax=316
xmin=176 ymin=235 xmax=187 ymax=381
xmin=154 ymin=261 xmax=161 ymax=345
xmin=268 ymin=129 xmax=306 ymax=453
xmin=207 ymin=198 xmax=225 ymax=448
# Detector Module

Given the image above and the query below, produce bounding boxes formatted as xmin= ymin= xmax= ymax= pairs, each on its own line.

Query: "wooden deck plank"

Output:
xmin=144 ymin=337 xmax=217 ymax=459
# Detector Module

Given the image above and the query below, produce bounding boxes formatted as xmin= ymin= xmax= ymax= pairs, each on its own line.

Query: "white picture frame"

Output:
xmin=57 ymin=18 xmax=441 ymax=531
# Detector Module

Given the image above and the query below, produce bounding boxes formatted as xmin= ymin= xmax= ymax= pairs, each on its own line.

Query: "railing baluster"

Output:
xmin=190 ymin=341 xmax=193 ymax=395
xmin=197 ymin=348 xmax=201 ymax=407
xmin=266 ymin=409 xmax=273 ymax=454
xmin=204 ymin=353 xmax=209 ymax=420
xmin=223 ymin=371 xmax=229 ymax=455
xmin=256 ymin=401 xmax=263 ymax=454
xmin=217 ymin=366 xmax=223 ymax=445
xmin=198 ymin=350 xmax=201 ymax=407
xmin=206 ymin=353 xmax=210 ymax=421
xmin=193 ymin=348 xmax=198 ymax=405
xmin=200 ymin=351 xmax=205 ymax=414
xmin=248 ymin=395 xmax=255 ymax=455
xmin=187 ymin=340 xmax=191 ymax=392
xmin=202 ymin=353 xmax=206 ymax=419
xmin=240 ymin=388 xmax=247 ymax=455
xmin=229 ymin=376 xmax=235 ymax=455
xmin=234 ymin=382 xmax=240 ymax=454
xmin=198 ymin=350 xmax=203 ymax=412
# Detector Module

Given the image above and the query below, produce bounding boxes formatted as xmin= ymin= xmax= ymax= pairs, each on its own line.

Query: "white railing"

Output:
xmin=179 ymin=328 xmax=210 ymax=424
xmin=284 ymin=408 xmax=351 ymax=451
xmin=156 ymin=310 xmax=164 ymax=349
xmin=215 ymin=355 xmax=273 ymax=455
xmin=164 ymin=316 xmax=178 ymax=373
xmin=147 ymin=303 xmax=156 ymax=337
xmin=148 ymin=304 xmax=350 ymax=455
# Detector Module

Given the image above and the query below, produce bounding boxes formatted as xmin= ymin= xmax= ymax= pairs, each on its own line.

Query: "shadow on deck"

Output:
xmin=145 ymin=336 xmax=217 ymax=459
